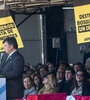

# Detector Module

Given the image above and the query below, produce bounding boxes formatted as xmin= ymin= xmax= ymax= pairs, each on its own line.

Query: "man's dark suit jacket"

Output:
xmin=0 ymin=51 xmax=24 ymax=99
xmin=57 ymin=80 xmax=65 ymax=93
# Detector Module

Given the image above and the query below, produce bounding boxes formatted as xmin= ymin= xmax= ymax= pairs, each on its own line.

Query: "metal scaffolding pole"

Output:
xmin=4 ymin=0 xmax=6 ymax=9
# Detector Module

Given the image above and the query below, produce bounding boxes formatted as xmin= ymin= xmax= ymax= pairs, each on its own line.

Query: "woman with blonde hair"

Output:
xmin=38 ymin=73 xmax=57 ymax=94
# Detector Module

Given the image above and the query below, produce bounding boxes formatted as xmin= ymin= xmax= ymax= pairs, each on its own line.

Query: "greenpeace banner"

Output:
xmin=74 ymin=0 xmax=90 ymax=44
xmin=0 ymin=10 xmax=23 ymax=52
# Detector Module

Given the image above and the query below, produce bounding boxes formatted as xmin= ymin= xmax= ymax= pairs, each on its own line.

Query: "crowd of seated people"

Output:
xmin=22 ymin=60 xmax=90 ymax=98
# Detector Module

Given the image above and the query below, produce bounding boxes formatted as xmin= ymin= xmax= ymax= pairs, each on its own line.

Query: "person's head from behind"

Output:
xmin=33 ymin=74 xmax=42 ymax=86
xmin=36 ymin=63 xmax=42 ymax=70
xmin=73 ymin=62 xmax=83 ymax=73
xmin=39 ymin=65 xmax=48 ymax=78
xmin=59 ymin=62 xmax=69 ymax=70
xmin=43 ymin=73 xmax=56 ymax=88
xmin=56 ymin=67 xmax=65 ymax=81
xmin=3 ymin=37 xmax=18 ymax=54
xmin=34 ymin=70 xmax=39 ymax=75
xmin=85 ymin=58 xmax=90 ymax=74
xmin=26 ymin=69 xmax=34 ymax=77
xmin=24 ymin=65 xmax=30 ymax=72
xmin=65 ymin=67 xmax=75 ymax=81
xmin=23 ymin=75 xmax=33 ymax=89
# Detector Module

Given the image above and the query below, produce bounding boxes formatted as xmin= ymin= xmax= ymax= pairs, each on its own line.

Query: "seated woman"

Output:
xmin=38 ymin=73 xmax=57 ymax=94
xmin=23 ymin=75 xmax=37 ymax=99
xmin=33 ymin=74 xmax=43 ymax=92
xmin=71 ymin=69 xmax=90 ymax=96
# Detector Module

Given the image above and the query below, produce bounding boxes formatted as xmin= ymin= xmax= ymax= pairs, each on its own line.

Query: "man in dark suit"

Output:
xmin=56 ymin=67 xmax=65 ymax=93
xmin=0 ymin=37 xmax=24 ymax=100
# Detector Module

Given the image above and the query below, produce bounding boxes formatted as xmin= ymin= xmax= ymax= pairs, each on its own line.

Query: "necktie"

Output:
xmin=5 ymin=56 xmax=9 ymax=62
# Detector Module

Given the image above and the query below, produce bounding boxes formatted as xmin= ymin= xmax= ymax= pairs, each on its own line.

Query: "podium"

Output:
xmin=0 ymin=77 xmax=6 ymax=100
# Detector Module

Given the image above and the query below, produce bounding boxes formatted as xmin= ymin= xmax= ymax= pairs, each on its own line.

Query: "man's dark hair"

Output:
xmin=3 ymin=37 xmax=18 ymax=49
xmin=65 ymin=67 xmax=75 ymax=75
xmin=74 ymin=62 xmax=83 ymax=68
xmin=39 ymin=65 xmax=48 ymax=72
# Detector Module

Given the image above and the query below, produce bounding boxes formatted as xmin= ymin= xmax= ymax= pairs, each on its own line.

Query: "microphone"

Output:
xmin=0 ymin=53 xmax=4 ymax=63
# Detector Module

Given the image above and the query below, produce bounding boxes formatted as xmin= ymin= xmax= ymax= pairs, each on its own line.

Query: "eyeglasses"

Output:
xmin=76 ymin=74 xmax=84 ymax=77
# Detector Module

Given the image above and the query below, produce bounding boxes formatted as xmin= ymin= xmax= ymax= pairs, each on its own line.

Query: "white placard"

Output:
xmin=66 ymin=96 xmax=76 ymax=100
xmin=0 ymin=78 xmax=6 ymax=100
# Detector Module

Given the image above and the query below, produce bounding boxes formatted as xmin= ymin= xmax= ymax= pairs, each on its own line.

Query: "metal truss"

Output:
xmin=0 ymin=0 xmax=73 ymax=13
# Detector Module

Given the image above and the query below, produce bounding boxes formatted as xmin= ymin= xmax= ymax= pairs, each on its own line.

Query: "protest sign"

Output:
xmin=74 ymin=0 xmax=90 ymax=44
xmin=0 ymin=10 xmax=23 ymax=52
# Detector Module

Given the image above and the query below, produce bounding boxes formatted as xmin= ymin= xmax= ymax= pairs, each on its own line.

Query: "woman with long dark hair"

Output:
xmin=71 ymin=69 xmax=90 ymax=96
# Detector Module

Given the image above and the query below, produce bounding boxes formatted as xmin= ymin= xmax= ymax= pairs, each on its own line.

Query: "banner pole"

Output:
xmin=4 ymin=0 xmax=6 ymax=9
